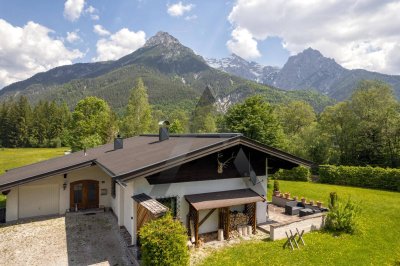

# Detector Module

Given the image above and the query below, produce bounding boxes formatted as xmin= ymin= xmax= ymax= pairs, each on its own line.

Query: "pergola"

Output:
xmin=185 ymin=188 xmax=265 ymax=246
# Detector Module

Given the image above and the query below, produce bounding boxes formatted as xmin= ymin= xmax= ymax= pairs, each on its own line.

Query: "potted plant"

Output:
xmin=273 ymin=180 xmax=280 ymax=196
xmin=317 ymin=201 xmax=322 ymax=208
xmin=293 ymin=196 xmax=298 ymax=201
xmin=279 ymin=192 xmax=284 ymax=198
xmin=301 ymin=197 xmax=306 ymax=204
xmin=309 ymin=200 xmax=314 ymax=206
xmin=284 ymin=192 xmax=290 ymax=199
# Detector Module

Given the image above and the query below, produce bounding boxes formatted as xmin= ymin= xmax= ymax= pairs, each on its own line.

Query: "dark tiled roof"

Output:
xmin=0 ymin=134 xmax=314 ymax=190
xmin=185 ymin=188 xmax=265 ymax=210
xmin=0 ymin=134 xmax=240 ymax=190
xmin=132 ymin=193 xmax=168 ymax=217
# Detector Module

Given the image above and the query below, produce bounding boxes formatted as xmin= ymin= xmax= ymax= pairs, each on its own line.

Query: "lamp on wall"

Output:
xmin=63 ymin=173 xmax=68 ymax=190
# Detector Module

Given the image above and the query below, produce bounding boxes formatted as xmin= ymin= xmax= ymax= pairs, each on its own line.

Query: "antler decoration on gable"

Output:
xmin=217 ymin=152 xmax=236 ymax=174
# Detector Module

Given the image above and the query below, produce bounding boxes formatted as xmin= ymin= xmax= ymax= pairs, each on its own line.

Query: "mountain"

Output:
xmin=207 ymin=48 xmax=400 ymax=101
xmin=0 ymin=32 xmax=333 ymax=113
xmin=206 ymin=54 xmax=279 ymax=84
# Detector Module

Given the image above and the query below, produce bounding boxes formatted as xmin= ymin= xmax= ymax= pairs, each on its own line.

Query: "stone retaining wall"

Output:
xmin=269 ymin=213 xmax=325 ymax=241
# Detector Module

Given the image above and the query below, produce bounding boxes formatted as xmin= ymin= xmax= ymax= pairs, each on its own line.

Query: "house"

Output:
xmin=0 ymin=125 xmax=313 ymax=245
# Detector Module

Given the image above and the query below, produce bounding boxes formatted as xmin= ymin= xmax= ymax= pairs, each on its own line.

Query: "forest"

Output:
xmin=1 ymin=79 xmax=399 ymax=168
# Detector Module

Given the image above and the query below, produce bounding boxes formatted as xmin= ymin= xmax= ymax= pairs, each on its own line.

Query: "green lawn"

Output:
xmin=0 ymin=148 xmax=67 ymax=208
xmin=199 ymin=181 xmax=400 ymax=266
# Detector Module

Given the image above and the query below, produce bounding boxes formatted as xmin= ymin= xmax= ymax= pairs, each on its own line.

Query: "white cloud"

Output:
xmin=93 ymin=28 xmax=146 ymax=61
xmin=228 ymin=0 xmax=400 ymax=74
xmin=64 ymin=0 xmax=85 ymax=22
xmin=185 ymin=15 xmax=197 ymax=21
xmin=93 ymin=24 xmax=110 ymax=36
xmin=90 ymin=14 xmax=100 ymax=20
xmin=85 ymin=5 xmax=100 ymax=20
xmin=66 ymin=30 xmax=81 ymax=43
xmin=167 ymin=2 xmax=194 ymax=17
xmin=226 ymin=27 xmax=261 ymax=59
xmin=0 ymin=19 xmax=84 ymax=88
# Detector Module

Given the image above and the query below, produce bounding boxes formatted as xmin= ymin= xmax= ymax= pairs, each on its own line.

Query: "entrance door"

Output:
xmin=70 ymin=180 xmax=99 ymax=210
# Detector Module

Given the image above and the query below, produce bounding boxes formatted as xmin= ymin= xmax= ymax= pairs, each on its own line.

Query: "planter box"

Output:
xmin=271 ymin=195 xmax=291 ymax=207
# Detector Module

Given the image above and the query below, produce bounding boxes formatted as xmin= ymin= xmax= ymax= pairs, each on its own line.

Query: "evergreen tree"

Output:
xmin=120 ymin=78 xmax=152 ymax=137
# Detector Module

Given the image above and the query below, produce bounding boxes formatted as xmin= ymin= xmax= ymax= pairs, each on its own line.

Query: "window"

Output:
xmin=73 ymin=183 xmax=83 ymax=203
xmin=157 ymin=197 xmax=178 ymax=218
xmin=87 ymin=183 xmax=96 ymax=201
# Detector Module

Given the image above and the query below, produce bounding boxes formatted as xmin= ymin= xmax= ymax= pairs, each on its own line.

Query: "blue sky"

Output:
xmin=0 ymin=0 xmax=399 ymax=88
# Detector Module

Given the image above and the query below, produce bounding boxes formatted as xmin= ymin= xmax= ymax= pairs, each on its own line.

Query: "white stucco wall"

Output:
xmin=122 ymin=182 xmax=134 ymax=243
xmin=129 ymin=176 xmax=267 ymax=244
xmin=5 ymin=188 xmax=18 ymax=222
xmin=5 ymin=165 xmax=112 ymax=222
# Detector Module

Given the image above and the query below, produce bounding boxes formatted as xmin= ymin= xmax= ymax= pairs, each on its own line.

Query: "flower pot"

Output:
xmin=309 ymin=200 xmax=314 ymax=206
xmin=279 ymin=193 xmax=284 ymax=198
xmin=274 ymin=191 xmax=280 ymax=197
xmin=284 ymin=192 xmax=290 ymax=199
xmin=317 ymin=201 xmax=322 ymax=208
xmin=293 ymin=196 xmax=298 ymax=201
xmin=301 ymin=198 xmax=306 ymax=204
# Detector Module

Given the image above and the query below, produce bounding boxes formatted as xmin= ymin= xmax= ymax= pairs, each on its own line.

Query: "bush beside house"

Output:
xmin=139 ymin=214 xmax=189 ymax=266
xmin=273 ymin=166 xmax=310 ymax=181
xmin=319 ymin=165 xmax=400 ymax=191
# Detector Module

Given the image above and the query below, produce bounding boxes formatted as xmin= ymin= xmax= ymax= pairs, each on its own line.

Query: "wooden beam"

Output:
xmin=199 ymin=208 xmax=216 ymax=227
xmin=223 ymin=207 xmax=230 ymax=240
xmin=252 ymin=202 xmax=257 ymax=234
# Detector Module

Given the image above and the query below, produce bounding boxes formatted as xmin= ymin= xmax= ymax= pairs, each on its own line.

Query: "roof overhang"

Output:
xmin=185 ymin=188 xmax=265 ymax=211
xmin=119 ymin=136 xmax=314 ymax=182
xmin=0 ymin=161 xmax=95 ymax=191
xmin=132 ymin=193 xmax=169 ymax=217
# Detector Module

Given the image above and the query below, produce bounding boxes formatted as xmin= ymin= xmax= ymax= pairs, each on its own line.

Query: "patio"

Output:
xmin=258 ymin=203 xmax=326 ymax=240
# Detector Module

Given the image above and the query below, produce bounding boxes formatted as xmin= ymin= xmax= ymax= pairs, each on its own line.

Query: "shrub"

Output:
xmin=273 ymin=180 xmax=280 ymax=192
xmin=139 ymin=214 xmax=189 ymax=266
xmin=325 ymin=193 xmax=360 ymax=234
xmin=273 ymin=166 xmax=310 ymax=181
xmin=319 ymin=165 xmax=400 ymax=191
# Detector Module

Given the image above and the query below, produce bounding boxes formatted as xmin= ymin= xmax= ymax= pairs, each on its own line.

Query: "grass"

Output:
xmin=0 ymin=148 xmax=67 ymax=208
xmin=199 ymin=181 xmax=400 ymax=266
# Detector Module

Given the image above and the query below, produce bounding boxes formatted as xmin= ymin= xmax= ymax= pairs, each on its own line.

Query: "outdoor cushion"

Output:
xmin=285 ymin=201 xmax=303 ymax=216
xmin=299 ymin=208 xmax=313 ymax=217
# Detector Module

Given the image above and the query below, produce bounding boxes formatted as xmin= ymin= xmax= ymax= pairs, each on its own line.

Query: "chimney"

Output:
xmin=114 ymin=134 xmax=123 ymax=150
xmin=158 ymin=121 xmax=170 ymax=141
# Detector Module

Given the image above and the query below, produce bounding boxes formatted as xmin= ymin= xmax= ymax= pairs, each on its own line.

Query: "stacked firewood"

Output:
xmin=229 ymin=211 xmax=249 ymax=232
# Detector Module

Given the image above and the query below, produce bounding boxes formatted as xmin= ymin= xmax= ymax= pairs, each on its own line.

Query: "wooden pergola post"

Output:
xmin=223 ymin=207 xmax=230 ymax=240
xmin=189 ymin=204 xmax=200 ymax=247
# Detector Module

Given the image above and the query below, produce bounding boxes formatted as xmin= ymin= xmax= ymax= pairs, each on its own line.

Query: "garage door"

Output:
xmin=19 ymin=184 xmax=59 ymax=219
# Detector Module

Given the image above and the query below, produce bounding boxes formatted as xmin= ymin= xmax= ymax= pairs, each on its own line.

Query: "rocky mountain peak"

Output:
xmin=144 ymin=31 xmax=181 ymax=48
xmin=302 ymin=47 xmax=323 ymax=57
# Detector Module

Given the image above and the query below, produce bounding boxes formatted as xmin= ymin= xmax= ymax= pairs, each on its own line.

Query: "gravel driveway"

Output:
xmin=0 ymin=211 xmax=134 ymax=266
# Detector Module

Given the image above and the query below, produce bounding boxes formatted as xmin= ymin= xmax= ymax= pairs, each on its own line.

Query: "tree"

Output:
xmin=70 ymin=97 xmax=116 ymax=151
xmin=7 ymin=96 xmax=32 ymax=147
xmin=221 ymin=95 xmax=285 ymax=148
xmin=277 ymin=100 xmax=316 ymax=136
xmin=169 ymin=119 xmax=184 ymax=133
xmin=320 ymin=80 xmax=400 ymax=166
xmin=120 ymin=78 xmax=152 ymax=137
xmin=190 ymin=86 xmax=217 ymax=133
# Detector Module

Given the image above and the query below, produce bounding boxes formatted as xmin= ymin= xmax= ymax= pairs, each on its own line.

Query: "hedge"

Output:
xmin=319 ymin=165 xmax=400 ymax=192
xmin=272 ymin=166 xmax=310 ymax=181
xmin=139 ymin=214 xmax=189 ymax=266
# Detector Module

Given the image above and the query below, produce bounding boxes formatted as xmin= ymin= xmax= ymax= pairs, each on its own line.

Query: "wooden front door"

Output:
xmin=70 ymin=180 xmax=99 ymax=210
